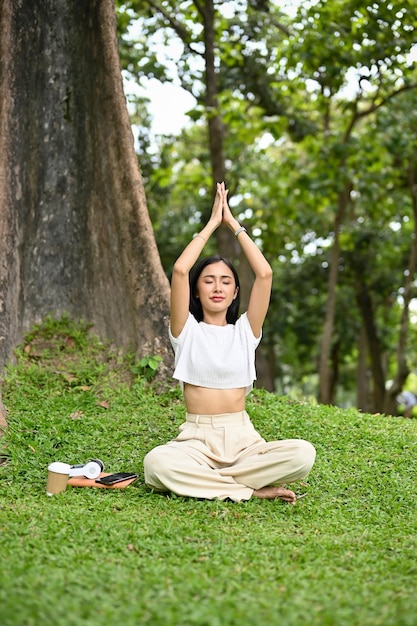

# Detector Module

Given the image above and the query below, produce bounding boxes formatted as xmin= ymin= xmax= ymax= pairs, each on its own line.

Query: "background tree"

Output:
xmin=280 ymin=0 xmax=417 ymax=404
xmin=118 ymin=0 xmax=296 ymax=390
xmin=117 ymin=0 xmax=417 ymax=409
xmin=0 ymin=0 xmax=173 ymax=428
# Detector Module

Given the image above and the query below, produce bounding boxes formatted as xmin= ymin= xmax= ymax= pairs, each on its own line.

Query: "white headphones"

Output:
xmin=69 ymin=459 xmax=104 ymax=479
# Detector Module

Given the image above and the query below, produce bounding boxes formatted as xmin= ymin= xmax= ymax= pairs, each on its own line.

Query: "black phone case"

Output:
xmin=95 ymin=473 xmax=137 ymax=485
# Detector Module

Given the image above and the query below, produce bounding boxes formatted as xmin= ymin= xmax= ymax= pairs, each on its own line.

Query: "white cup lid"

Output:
xmin=48 ymin=461 xmax=71 ymax=474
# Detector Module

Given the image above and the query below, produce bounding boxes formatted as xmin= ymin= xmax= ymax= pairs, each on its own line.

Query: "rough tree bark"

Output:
xmin=0 ymin=0 xmax=173 ymax=426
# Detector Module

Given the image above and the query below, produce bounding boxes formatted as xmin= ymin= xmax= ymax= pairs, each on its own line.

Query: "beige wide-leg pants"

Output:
xmin=144 ymin=411 xmax=316 ymax=502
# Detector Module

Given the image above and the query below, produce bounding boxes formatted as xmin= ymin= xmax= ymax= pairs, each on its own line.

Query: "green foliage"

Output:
xmin=23 ymin=314 xmax=93 ymax=350
xmin=115 ymin=1 xmax=417 ymax=406
xmin=132 ymin=355 xmax=163 ymax=380
xmin=1 ymin=326 xmax=417 ymax=625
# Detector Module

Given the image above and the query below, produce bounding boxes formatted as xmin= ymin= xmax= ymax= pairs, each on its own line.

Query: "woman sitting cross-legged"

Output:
xmin=144 ymin=182 xmax=316 ymax=503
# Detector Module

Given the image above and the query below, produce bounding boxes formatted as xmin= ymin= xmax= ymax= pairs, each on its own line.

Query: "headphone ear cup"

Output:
xmin=90 ymin=458 xmax=104 ymax=472
xmin=82 ymin=461 xmax=102 ymax=479
xmin=69 ymin=460 xmax=105 ymax=479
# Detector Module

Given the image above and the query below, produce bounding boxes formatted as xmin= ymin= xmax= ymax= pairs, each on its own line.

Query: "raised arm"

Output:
xmin=170 ymin=182 xmax=224 ymax=338
xmin=221 ymin=189 xmax=273 ymax=338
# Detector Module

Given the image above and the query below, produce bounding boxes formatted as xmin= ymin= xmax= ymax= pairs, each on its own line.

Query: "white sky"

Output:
xmin=130 ymin=78 xmax=196 ymax=135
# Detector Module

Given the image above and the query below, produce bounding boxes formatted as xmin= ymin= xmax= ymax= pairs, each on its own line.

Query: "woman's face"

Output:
xmin=195 ymin=261 xmax=238 ymax=319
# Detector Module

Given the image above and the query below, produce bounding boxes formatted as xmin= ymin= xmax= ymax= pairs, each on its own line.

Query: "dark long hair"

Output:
xmin=189 ymin=255 xmax=241 ymax=324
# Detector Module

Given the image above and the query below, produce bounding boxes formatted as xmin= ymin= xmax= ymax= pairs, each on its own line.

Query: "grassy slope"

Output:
xmin=0 ymin=320 xmax=416 ymax=626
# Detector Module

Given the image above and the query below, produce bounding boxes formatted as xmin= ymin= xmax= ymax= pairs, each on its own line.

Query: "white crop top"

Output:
xmin=169 ymin=312 xmax=261 ymax=395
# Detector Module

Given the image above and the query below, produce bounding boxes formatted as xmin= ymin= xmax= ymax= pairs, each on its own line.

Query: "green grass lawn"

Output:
xmin=0 ymin=319 xmax=416 ymax=626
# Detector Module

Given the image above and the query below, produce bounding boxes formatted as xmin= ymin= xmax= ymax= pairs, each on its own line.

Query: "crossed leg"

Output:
xmin=144 ymin=438 xmax=316 ymax=504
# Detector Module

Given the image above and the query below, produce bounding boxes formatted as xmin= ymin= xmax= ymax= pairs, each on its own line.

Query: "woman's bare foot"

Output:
xmin=252 ymin=486 xmax=297 ymax=505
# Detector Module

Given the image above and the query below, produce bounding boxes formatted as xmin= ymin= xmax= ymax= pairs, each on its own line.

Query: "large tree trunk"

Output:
xmin=0 ymin=0 xmax=173 ymax=415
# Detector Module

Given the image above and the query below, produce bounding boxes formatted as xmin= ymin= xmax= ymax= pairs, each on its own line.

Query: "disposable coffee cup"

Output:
xmin=46 ymin=462 xmax=71 ymax=496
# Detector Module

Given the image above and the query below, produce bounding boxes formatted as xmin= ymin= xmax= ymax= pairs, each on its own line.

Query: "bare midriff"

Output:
xmin=183 ymin=383 xmax=246 ymax=415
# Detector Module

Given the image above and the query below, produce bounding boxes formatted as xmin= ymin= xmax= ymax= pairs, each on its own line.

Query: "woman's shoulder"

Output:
xmin=236 ymin=312 xmax=262 ymax=342
xmin=169 ymin=312 xmax=198 ymax=343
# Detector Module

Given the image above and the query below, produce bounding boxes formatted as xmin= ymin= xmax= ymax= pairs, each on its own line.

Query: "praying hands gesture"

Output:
xmin=208 ymin=182 xmax=241 ymax=234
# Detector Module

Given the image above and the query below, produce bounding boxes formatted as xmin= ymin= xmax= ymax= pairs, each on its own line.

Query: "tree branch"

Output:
xmin=343 ymin=82 xmax=417 ymax=143
xmin=193 ymin=0 xmax=204 ymax=16
xmin=146 ymin=0 xmax=204 ymax=57
xmin=358 ymin=82 xmax=417 ymax=121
